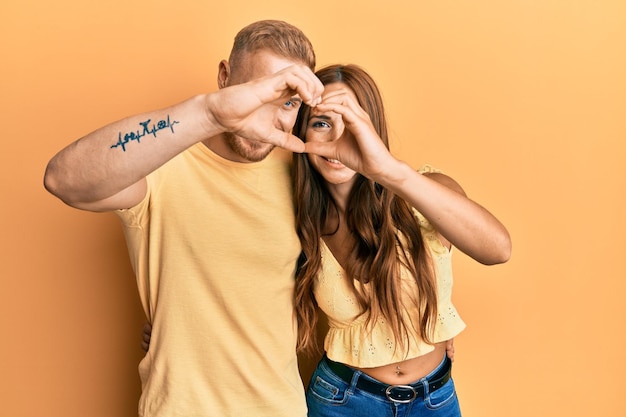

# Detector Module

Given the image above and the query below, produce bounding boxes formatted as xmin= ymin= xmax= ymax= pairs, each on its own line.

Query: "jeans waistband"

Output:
xmin=322 ymin=354 xmax=452 ymax=404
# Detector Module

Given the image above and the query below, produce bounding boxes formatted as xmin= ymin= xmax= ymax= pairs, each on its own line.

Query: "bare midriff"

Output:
xmin=355 ymin=342 xmax=447 ymax=385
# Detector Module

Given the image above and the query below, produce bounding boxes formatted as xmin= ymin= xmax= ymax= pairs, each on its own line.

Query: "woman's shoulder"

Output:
xmin=418 ymin=164 xmax=466 ymax=196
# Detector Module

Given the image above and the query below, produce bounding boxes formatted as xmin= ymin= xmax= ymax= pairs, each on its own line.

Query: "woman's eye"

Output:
xmin=311 ymin=120 xmax=330 ymax=128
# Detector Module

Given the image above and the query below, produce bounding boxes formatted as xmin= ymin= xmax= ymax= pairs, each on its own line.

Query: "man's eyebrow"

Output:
xmin=310 ymin=114 xmax=331 ymax=120
xmin=290 ymin=96 xmax=303 ymax=104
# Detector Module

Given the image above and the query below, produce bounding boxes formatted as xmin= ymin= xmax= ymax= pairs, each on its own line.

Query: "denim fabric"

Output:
xmin=306 ymin=355 xmax=461 ymax=417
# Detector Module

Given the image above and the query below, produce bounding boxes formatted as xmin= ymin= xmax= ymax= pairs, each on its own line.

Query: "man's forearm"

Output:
xmin=44 ymin=94 xmax=215 ymax=208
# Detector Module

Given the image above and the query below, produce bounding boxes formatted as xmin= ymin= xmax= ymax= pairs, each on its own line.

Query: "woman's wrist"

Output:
xmin=373 ymin=158 xmax=414 ymax=189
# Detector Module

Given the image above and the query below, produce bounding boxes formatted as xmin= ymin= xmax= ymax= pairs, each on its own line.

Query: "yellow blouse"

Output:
xmin=314 ymin=167 xmax=466 ymax=368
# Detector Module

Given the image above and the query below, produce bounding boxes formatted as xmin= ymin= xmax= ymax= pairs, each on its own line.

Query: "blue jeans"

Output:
xmin=306 ymin=354 xmax=461 ymax=417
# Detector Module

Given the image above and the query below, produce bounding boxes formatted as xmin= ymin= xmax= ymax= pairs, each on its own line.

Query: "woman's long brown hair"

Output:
xmin=292 ymin=64 xmax=438 ymax=357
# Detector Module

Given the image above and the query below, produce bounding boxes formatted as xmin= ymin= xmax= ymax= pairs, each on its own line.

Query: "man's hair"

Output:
xmin=229 ymin=20 xmax=316 ymax=71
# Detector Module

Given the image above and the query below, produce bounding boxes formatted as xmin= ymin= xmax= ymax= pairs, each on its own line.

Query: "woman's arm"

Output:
xmin=379 ymin=163 xmax=511 ymax=265
xmin=304 ymin=88 xmax=511 ymax=264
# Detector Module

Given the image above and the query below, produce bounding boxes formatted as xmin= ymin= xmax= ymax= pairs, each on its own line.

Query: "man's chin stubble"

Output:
xmin=226 ymin=133 xmax=275 ymax=162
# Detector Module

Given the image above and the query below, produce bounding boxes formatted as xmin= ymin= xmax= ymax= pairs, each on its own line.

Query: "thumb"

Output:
xmin=269 ymin=130 xmax=305 ymax=153
xmin=303 ymin=141 xmax=337 ymax=159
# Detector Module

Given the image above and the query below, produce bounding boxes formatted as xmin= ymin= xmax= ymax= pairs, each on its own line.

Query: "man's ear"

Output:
xmin=217 ymin=60 xmax=230 ymax=89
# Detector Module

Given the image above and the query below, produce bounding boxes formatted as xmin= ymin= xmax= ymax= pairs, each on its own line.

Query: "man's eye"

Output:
xmin=285 ymin=100 xmax=301 ymax=109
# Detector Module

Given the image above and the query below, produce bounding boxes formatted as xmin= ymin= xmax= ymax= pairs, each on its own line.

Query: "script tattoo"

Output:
xmin=110 ymin=115 xmax=180 ymax=152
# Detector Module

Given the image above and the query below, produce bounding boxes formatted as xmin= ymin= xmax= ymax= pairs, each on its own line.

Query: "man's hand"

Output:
xmin=446 ymin=338 xmax=455 ymax=362
xmin=205 ymin=64 xmax=323 ymax=153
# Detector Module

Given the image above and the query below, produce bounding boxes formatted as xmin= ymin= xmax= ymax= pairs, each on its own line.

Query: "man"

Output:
xmin=44 ymin=20 xmax=323 ymax=417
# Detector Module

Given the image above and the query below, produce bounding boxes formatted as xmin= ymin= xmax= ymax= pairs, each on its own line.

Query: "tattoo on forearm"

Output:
xmin=110 ymin=115 xmax=180 ymax=152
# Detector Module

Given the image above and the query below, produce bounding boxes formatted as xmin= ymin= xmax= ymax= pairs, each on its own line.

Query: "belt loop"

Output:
xmin=422 ymin=354 xmax=450 ymax=396
xmin=348 ymin=368 xmax=363 ymax=392
xmin=420 ymin=376 xmax=431 ymax=398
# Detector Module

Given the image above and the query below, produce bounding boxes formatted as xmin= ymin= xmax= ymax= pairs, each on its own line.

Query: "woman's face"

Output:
xmin=305 ymin=82 xmax=358 ymax=188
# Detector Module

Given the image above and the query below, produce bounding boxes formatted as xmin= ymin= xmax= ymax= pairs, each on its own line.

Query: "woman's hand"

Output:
xmin=303 ymin=87 xmax=398 ymax=181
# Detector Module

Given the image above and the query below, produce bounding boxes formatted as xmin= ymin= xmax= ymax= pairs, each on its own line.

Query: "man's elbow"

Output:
xmin=43 ymin=161 xmax=65 ymax=200
xmin=43 ymin=160 xmax=82 ymax=207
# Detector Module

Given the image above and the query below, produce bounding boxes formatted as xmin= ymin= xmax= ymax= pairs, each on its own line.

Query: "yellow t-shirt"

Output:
xmin=314 ymin=167 xmax=467 ymax=368
xmin=116 ymin=143 xmax=306 ymax=417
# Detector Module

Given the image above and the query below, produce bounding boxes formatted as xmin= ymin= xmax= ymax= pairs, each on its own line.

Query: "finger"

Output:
xmin=319 ymin=89 xmax=362 ymax=112
xmin=303 ymin=140 xmax=339 ymax=159
xmin=446 ymin=339 xmax=455 ymax=362
xmin=319 ymin=88 xmax=353 ymax=103
xmin=279 ymin=66 xmax=324 ymax=106
xmin=315 ymin=100 xmax=366 ymax=127
xmin=315 ymin=102 xmax=375 ymax=144
xmin=267 ymin=130 xmax=305 ymax=153
xmin=321 ymin=90 xmax=366 ymax=112
xmin=141 ymin=332 xmax=150 ymax=352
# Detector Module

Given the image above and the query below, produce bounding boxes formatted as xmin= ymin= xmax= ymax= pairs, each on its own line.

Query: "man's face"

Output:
xmin=223 ymin=50 xmax=304 ymax=162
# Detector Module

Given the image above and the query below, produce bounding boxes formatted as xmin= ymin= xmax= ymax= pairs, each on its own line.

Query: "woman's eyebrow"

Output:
xmin=310 ymin=114 xmax=331 ymax=120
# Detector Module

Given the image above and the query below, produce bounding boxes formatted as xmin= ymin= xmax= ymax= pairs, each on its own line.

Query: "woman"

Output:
xmin=292 ymin=64 xmax=511 ymax=416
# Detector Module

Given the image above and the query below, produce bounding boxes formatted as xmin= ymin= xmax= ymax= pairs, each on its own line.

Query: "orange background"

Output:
xmin=1 ymin=0 xmax=625 ymax=416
